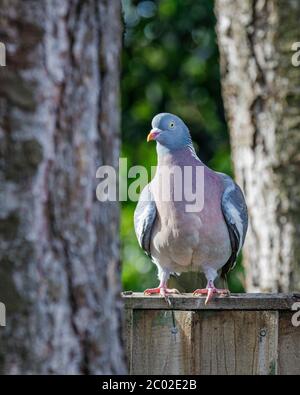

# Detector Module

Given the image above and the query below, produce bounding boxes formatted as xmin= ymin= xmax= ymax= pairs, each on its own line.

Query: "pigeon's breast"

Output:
xmin=150 ymin=162 xmax=232 ymax=272
xmin=151 ymin=207 xmax=202 ymax=268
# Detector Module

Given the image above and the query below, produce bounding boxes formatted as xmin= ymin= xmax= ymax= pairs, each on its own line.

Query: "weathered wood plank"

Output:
xmin=130 ymin=310 xmax=193 ymax=375
xmin=123 ymin=293 xmax=298 ymax=311
xmin=124 ymin=294 xmax=300 ymax=375
xmin=192 ymin=311 xmax=278 ymax=375
xmin=127 ymin=309 xmax=279 ymax=375
xmin=124 ymin=308 xmax=133 ymax=372
xmin=278 ymin=312 xmax=300 ymax=375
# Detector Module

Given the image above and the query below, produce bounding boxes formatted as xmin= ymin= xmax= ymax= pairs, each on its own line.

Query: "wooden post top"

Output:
xmin=122 ymin=292 xmax=300 ymax=311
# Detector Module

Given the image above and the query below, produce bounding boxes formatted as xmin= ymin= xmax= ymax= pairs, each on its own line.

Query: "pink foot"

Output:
xmin=144 ymin=287 xmax=180 ymax=297
xmin=193 ymin=286 xmax=230 ymax=305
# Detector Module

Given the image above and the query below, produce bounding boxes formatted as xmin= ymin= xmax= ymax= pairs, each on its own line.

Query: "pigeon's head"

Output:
xmin=147 ymin=113 xmax=192 ymax=151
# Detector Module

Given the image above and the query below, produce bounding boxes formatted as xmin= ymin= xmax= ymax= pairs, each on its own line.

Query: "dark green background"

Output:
xmin=121 ymin=0 xmax=245 ymax=293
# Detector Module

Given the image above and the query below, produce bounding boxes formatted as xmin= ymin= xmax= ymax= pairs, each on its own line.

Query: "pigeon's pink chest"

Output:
xmin=150 ymin=153 xmax=231 ymax=271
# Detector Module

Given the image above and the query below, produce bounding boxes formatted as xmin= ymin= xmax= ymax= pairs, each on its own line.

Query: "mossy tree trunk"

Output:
xmin=0 ymin=0 xmax=126 ymax=374
xmin=216 ymin=0 xmax=300 ymax=292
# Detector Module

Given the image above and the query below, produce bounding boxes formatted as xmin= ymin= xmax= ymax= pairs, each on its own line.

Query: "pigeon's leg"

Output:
xmin=144 ymin=269 xmax=180 ymax=297
xmin=193 ymin=268 xmax=230 ymax=304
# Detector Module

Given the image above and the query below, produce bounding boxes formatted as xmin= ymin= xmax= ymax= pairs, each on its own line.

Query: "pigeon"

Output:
xmin=134 ymin=113 xmax=248 ymax=304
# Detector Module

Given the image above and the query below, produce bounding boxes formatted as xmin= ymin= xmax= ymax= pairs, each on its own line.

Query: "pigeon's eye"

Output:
xmin=169 ymin=121 xmax=175 ymax=129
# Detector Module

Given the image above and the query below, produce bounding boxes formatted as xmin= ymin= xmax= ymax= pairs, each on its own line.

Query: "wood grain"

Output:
xmin=125 ymin=294 xmax=300 ymax=375
xmin=278 ymin=312 xmax=300 ymax=375
xmin=123 ymin=293 xmax=298 ymax=311
xmin=124 ymin=308 xmax=133 ymax=372
xmin=192 ymin=311 xmax=278 ymax=375
xmin=130 ymin=310 xmax=194 ymax=375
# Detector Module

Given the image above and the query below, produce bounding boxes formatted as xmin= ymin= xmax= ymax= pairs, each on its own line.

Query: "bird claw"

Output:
xmin=144 ymin=287 xmax=180 ymax=297
xmin=193 ymin=287 xmax=230 ymax=305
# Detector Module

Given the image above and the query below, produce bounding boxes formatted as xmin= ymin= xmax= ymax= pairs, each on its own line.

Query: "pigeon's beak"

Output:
xmin=147 ymin=128 xmax=160 ymax=142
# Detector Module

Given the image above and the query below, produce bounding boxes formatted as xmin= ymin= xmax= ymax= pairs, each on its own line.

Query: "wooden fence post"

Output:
xmin=123 ymin=293 xmax=300 ymax=375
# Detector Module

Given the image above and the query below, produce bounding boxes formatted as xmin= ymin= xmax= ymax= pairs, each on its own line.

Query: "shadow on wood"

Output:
xmin=123 ymin=293 xmax=300 ymax=375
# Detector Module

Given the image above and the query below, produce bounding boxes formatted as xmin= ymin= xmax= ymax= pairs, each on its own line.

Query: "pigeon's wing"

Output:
xmin=218 ymin=173 xmax=248 ymax=277
xmin=134 ymin=183 xmax=157 ymax=258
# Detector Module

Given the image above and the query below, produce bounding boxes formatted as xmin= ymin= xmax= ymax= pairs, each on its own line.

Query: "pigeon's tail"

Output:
xmin=221 ymin=234 xmax=238 ymax=279
xmin=220 ymin=272 xmax=229 ymax=292
xmin=221 ymin=209 xmax=239 ymax=279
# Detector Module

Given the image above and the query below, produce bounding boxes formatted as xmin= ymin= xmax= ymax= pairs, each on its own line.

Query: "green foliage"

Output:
xmin=121 ymin=0 xmax=245 ymax=293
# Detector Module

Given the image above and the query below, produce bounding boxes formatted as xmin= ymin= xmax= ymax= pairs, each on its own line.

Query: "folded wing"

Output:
xmin=134 ymin=184 xmax=157 ymax=258
xmin=219 ymin=173 xmax=248 ymax=277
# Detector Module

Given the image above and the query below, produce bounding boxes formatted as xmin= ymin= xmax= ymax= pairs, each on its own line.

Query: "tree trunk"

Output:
xmin=0 ymin=0 xmax=126 ymax=374
xmin=215 ymin=0 xmax=300 ymax=292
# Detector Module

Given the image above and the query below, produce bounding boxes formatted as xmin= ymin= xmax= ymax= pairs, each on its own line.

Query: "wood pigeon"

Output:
xmin=134 ymin=113 xmax=248 ymax=304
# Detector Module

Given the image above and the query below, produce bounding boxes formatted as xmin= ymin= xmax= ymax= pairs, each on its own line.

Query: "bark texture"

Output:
xmin=0 ymin=0 xmax=126 ymax=374
xmin=216 ymin=0 xmax=300 ymax=292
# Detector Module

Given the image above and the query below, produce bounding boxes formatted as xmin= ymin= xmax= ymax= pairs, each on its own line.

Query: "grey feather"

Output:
xmin=134 ymin=184 xmax=157 ymax=257
xmin=218 ymin=173 xmax=248 ymax=276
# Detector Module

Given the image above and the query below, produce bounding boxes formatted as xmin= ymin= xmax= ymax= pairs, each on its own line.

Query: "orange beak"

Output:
xmin=147 ymin=129 xmax=160 ymax=142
